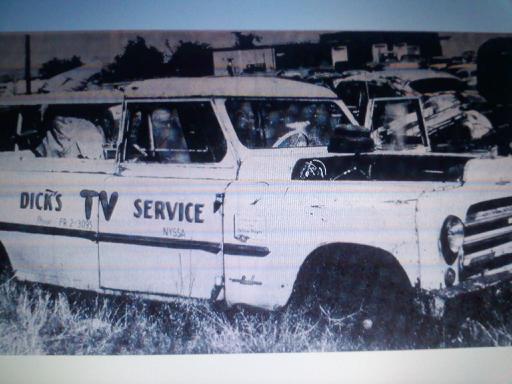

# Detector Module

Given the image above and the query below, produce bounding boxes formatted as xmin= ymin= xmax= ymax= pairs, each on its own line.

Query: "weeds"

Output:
xmin=0 ymin=279 xmax=511 ymax=354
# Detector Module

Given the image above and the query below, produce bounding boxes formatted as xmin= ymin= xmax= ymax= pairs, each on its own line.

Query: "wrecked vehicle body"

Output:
xmin=333 ymin=69 xmax=494 ymax=150
xmin=0 ymin=77 xmax=511 ymax=330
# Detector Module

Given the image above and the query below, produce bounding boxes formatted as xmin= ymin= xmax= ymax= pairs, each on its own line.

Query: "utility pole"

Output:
xmin=25 ymin=34 xmax=31 ymax=95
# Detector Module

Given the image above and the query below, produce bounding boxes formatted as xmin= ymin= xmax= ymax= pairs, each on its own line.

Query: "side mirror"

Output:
xmin=328 ymin=124 xmax=375 ymax=153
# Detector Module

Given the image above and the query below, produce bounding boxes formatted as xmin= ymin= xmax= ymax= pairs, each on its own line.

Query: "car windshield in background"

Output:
xmin=409 ymin=78 xmax=466 ymax=94
xmin=225 ymin=99 xmax=351 ymax=149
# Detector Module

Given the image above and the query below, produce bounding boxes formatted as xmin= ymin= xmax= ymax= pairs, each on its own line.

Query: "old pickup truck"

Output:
xmin=0 ymin=77 xmax=510 ymax=331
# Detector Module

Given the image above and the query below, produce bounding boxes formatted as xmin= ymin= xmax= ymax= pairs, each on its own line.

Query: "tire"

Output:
xmin=0 ymin=243 xmax=14 ymax=283
xmin=288 ymin=252 xmax=414 ymax=347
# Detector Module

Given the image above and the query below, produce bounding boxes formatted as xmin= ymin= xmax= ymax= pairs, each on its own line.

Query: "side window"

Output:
xmin=35 ymin=104 xmax=122 ymax=160
xmin=0 ymin=107 xmax=21 ymax=151
xmin=125 ymin=101 xmax=226 ymax=164
xmin=0 ymin=105 xmax=44 ymax=152
xmin=19 ymin=106 xmax=45 ymax=151
xmin=225 ymin=99 xmax=352 ymax=149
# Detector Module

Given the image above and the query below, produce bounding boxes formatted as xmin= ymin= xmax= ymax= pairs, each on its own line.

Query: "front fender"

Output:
xmin=223 ymin=180 xmax=422 ymax=309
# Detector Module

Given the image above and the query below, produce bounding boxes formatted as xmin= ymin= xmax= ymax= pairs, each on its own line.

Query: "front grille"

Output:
xmin=461 ymin=197 xmax=512 ymax=280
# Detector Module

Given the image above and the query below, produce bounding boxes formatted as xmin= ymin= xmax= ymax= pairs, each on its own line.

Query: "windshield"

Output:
xmin=225 ymin=98 xmax=352 ymax=149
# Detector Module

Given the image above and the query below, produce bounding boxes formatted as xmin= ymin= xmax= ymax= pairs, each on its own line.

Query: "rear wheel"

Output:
xmin=0 ymin=243 xmax=14 ymax=283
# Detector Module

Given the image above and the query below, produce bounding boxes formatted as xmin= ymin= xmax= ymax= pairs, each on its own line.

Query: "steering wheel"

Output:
xmin=272 ymin=131 xmax=310 ymax=148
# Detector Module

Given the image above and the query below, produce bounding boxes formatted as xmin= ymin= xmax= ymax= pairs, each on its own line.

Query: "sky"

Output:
xmin=0 ymin=0 xmax=511 ymax=33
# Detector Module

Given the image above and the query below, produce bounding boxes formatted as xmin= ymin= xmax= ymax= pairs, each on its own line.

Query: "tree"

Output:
xmin=100 ymin=36 xmax=165 ymax=82
xmin=166 ymin=40 xmax=213 ymax=77
xmin=233 ymin=32 xmax=262 ymax=49
xmin=39 ymin=55 xmax=83 ymax=79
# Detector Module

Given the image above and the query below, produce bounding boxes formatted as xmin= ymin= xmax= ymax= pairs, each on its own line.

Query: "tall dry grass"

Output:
xmin=0 ymin=278 xmax=511 ymax=354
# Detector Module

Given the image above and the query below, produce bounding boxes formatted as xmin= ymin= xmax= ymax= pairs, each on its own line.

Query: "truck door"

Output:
xmin=98 ymin=99 xmax=236 ymax=299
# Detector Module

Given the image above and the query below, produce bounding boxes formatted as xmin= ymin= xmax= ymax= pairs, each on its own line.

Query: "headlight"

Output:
xmin=440 ymin=215 xmax=465 ymax=265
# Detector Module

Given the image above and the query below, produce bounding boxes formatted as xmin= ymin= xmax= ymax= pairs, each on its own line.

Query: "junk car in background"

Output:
xmin=332 ymin=69 xmax=495 ymax=151
xmin=0 ymin=77 xmax=511 ymax=334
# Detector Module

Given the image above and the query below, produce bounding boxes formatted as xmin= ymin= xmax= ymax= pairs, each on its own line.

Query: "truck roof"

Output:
xmin=0 ymin=77 xmax=337 ymax=104
xmin=0 ymin=89 xmax=124 ymax=106
xmin=123 ymin=76 xmax=338 ymax=99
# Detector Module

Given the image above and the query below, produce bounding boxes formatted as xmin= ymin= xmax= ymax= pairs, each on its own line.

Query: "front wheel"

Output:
xmin=288 ymin=256 xmax=414 ymax=347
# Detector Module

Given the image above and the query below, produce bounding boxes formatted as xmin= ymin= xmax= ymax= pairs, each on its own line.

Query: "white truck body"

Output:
xmin=0 ymin=77 xmax=511 ymax=315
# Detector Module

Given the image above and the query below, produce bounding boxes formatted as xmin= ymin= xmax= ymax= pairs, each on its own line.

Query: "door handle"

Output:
xmin=214 ymin=193 xmax=224 ymax=213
